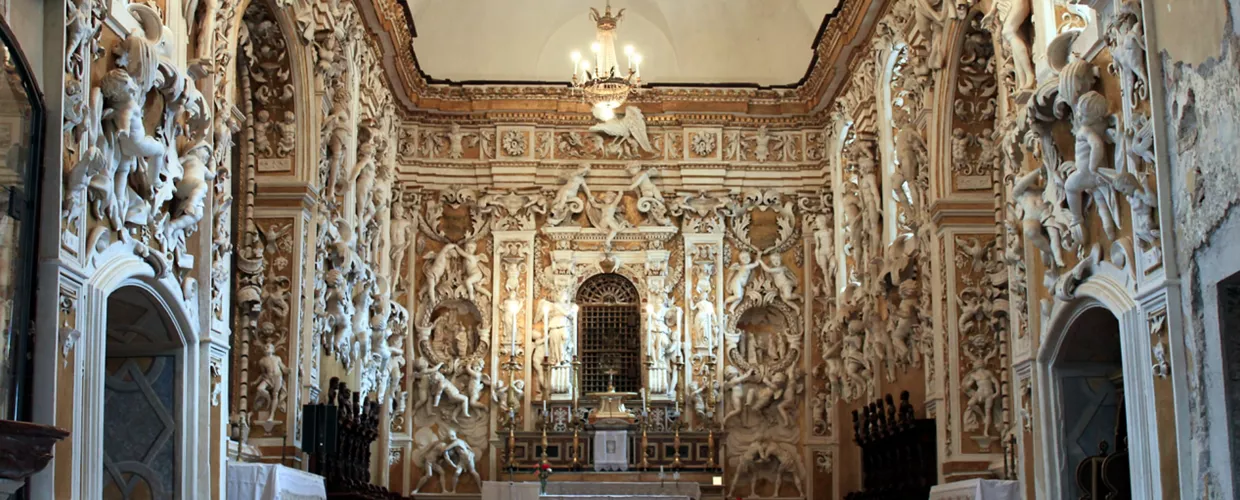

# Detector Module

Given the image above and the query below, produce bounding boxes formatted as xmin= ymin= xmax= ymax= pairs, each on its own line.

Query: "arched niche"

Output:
xmin=102 ymin=285 xmax=187 ymax=499
xmin=575 ymin=273 xmax=642 ymax=394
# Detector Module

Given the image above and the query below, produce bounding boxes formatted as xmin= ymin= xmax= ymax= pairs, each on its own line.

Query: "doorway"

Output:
xmin=101 ymin=286 xmax=182 ymax=499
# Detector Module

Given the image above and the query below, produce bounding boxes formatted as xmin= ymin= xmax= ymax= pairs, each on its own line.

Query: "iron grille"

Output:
xmin=577 ymin=274 xmax=641 ymax=394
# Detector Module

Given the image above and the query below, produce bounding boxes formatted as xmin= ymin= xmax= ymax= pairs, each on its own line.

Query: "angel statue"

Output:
xmin=590 ymin=106 xmax=654 ymax=158
xmin=548 ymin=165 xmax=593 ymax=226
xmin=587 ymin=191 xmax=628 ymax=251
xmin=760 ymin=253 xmax=803 ymax=315
xmin=458 ymin=241 xmax=491 ymax=302
xmin=627 ymin=163 xmax=671 ymax=225
xmin=724 ymin=252 xmax=761 ymax=314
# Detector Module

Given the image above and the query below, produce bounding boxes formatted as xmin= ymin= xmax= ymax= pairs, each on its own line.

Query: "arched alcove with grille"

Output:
xmin=576 ymin=273 xmax=642 ymax=394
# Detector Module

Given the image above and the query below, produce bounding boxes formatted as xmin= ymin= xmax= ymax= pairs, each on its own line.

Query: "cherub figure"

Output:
xmin=1012 ymin=165 xmax=1066 ymax=268
xmin=589 ymin=191 xmax=627 ymax=251
xmin=720 ymin=365 xmax=756 ymax=428
xmin=444 ymin=123 xmax=477 ymax=159
xmin=276 ymin=110 xmax=296 ymax=157
xmin=760 ymin=253 xmax=803 ymax=315
xmin=462 ymin=358 xmax=490 ymax=412
xmin=549 ymin=164 xmax=593 ymax=225
xmin=424 ymin=362 xmax=471 ymax=421
xmin=422 ymin=242 xmax=459 ymax=302
xmin=724 ymin=252 xmax=761 ymax=314
xmin=458 ymin=241 xmax=490 ymax=301
xmin=750 ymin=125 xmax=774 ymax=162
xmin=1064 ymin=92 xmax=1118 ymax=244
xmin=1113 ymin=171 xmax=1160 ymax=250
xmin=99 ymin=69 xmax=166 ymax=230
xmin=254 ymin=109 xmax=274 ymax=156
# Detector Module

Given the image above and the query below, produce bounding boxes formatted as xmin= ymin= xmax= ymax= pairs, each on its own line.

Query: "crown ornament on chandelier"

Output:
xmin=570 ymin=1 xmax=643 ymax=120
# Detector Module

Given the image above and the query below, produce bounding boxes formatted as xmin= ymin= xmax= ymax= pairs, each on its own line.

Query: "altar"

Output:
xmin=480 ymin=481 xmax=700 ymax=500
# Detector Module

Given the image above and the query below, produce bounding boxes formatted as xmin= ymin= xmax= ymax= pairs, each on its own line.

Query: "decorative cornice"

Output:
xmin=357 ymin=0 xmax=888 ymax=121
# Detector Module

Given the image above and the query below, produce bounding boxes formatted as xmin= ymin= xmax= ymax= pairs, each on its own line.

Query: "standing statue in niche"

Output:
xmin=964 ymin=365 xmax=1000 ymax=437
xmin=389 ymin=200 xmax=415 ymax=289
xmin=760 ymin=253 xmax=803 ymax=315
xmin=350 ymin=141 xmax=377 ymax=222
xmin=254 ymin=343 xmax=288 ymax=421
xmin=645 ymin=295 xmax=683 ymax=396
xmin=725 ymin=252 xmax=761 ymax=314
xmin=983 ymin=0 xmax=1035 ymax=90
xmin=541 ymin=289 xmax=579 ymax=395
xmin=812 ymin=214 xmax=837 ymax=294
xmin=893 ymin=127 xmax=926 ymax=211
xmin=549 ymin=165 xmax=593 ymax=225
xmin=691 ymin=291 xmax=717 ymax=353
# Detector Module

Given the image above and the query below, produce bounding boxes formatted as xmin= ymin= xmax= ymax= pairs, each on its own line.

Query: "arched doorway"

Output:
xmin=1045 ymin=306 xmax=1131 ymax=499
xmin=102 ymin=286 xmax=183 ymax=499
xmin=576 ymin=274 xmax=641 ymax=394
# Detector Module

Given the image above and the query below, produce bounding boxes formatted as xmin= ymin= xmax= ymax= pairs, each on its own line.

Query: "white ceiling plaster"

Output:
xmin=407 ymin=0 xmax=839 ymax=86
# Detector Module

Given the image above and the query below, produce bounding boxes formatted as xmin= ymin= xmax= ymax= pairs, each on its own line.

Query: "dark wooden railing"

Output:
xmin=304 ymin=377 xmax=399 ymax=499
xmin=844 ymin=391 xmax=937 ymax=500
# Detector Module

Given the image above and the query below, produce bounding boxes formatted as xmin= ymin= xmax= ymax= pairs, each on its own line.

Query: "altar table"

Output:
xmin=481 ymin=481 xmax=540 ymax=500
xmin=546 ymin=481 xmax=701 ymax=500
xmin=226 ymin=462 xmax=326 ymax=500
xmin=927 ymin=478 xmax=1020 ymax=500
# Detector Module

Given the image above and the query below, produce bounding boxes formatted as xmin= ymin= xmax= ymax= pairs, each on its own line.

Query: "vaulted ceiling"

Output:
xmin=406 ymin=0 xmax=839 ymax=86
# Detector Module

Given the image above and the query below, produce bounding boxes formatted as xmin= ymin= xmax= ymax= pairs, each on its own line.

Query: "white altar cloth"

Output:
xmin=226 ymin=462 xmax=327 ymax=500
xmin=593 ymin=430 xmax=629 ymax=472
xmin=928 ymin=478 xmax=1020 ymax=500
xmin=481 ymin=481 xmax=540 ymax=500
xmin=539 ymin=496 xmax=689 ymax=500
xmin=546 ymin=481 xmax=701 ymax=500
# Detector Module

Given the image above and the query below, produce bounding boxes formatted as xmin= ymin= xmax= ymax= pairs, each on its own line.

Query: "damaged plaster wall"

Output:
xmin=1158 ymin=0 xmax=1240 ymax=495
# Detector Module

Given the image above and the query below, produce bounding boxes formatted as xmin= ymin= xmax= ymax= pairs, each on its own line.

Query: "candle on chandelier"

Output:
xmin=624 ymin=45 xmax=635 ymax=74
xmin=571 ymin=51 xmax=582 ymax=80
xmin=633 ymin=54 xmax=643 ymax=81
xmin=580 ymin=61 xmax=591 ymax=80
xmin=590 ymin=43 xmax=602 ymax=76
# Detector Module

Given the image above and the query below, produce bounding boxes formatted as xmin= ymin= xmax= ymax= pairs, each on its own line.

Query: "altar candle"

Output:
xmin=509 ymin=329 xmax=516 ymax=356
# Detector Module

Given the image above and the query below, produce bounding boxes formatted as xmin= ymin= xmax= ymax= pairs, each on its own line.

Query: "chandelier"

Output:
xmin=570 ymin=1 xmax=643 ymax=120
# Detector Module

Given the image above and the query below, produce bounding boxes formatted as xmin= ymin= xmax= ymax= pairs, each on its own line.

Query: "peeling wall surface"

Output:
xmin=1160 ymin=0 xmax=1240 ymax=494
